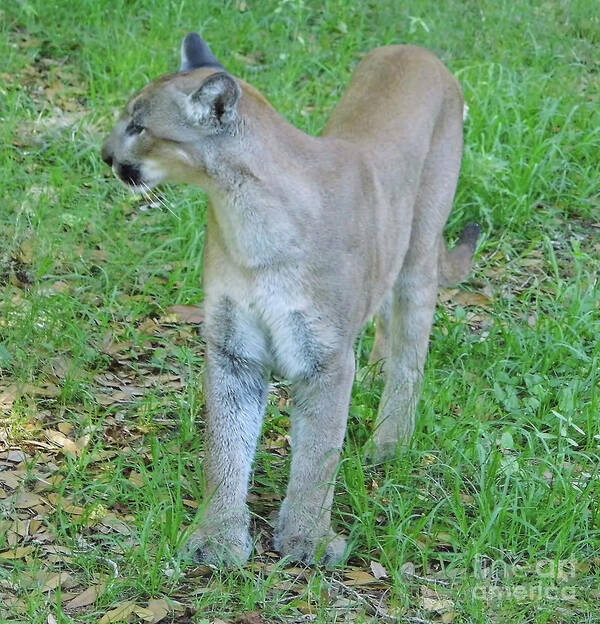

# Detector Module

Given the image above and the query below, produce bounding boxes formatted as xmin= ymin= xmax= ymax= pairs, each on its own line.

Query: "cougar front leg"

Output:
xmin=185 ymin=340 xmax=268 ymax=565
xmin=275 ymin=350 xmax=355 ymax=565
xmin=369 ymin=260 xmax=438 ymax=463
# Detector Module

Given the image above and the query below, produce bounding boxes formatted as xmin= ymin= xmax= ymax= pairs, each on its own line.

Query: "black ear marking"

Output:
xmin=180 ymin=32 xmax=224 ymax=71
xmin=214 ymin=98 xmax=225 ymax=121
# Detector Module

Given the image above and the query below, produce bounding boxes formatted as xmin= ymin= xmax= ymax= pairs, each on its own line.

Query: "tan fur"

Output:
xmin=102 ymin=40 xmax=479 ymax=566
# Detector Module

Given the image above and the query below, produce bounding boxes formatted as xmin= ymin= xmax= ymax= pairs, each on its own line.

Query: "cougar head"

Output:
xmin=101 ymin=33 xmax=242 ymax=191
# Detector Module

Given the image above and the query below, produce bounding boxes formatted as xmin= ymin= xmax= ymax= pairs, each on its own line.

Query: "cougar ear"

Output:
xmin=180 ymin=32 xmax=224 ymax=71
xmin=187 ymin=72 xmax=241 ymax=128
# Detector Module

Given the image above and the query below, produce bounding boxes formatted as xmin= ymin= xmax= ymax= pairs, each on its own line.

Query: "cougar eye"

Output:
xmin=126 ymin=120 xmax=145 ymax=135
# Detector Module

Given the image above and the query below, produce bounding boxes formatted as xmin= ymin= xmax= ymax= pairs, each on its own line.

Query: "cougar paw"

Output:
xmin=364 ymin=440 xmax=399 ymax=465
xmin=181 ymin=527 xmax=252 ymax=567
xmin=274 ymin=530 xmax=347 ymax=566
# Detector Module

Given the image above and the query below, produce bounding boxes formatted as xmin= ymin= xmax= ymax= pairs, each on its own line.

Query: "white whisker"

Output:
xmin=143 ymin=182 xmax=180 ymax=220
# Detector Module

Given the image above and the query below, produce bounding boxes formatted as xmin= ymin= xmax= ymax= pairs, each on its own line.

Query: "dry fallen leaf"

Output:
xmin=98 ymin=601 xmax=137 ymax=624
xmin=165 ymin=304 xmax=204 ymax=324
xmin=16 ymin=239 xmax=35 ymax=264
xmin=454 ymin=291 xmax=493 ymax=307
xmin=343 ymin=570 xmax=380 ymax=586
xmin=128 ymin=471 xmax=144 ymax=488
xmin=6 ymin=450 xmax=27 ymax=463
xmin=42 ymin=572 xmax=71 ymax=592
xmin=24 ymin=383 xmax=61 ymax=398
xmin=99 ymin=338 xmax=134 ymax=357
xmin=0 ymin=546 xmax=34 ymax=559
xmin=143 ymin=599 xmax=170 ymax=623
xmin=65 ymin=583 xmax=106 ymax=610
xmin=57 ymin=422 xmax=74 ymax=436
xmin=234 ymin=612 xmax=265 ymax=624
xmin=0 ymin=470 xmax=24 ymax=489
xmin=13 ymin=492 xmax=44 ymax=508
xmin=401 ymin=561 xmax=416 ymax=576
xmin=422 ymin=595 xmax=455 ymax=612
xmin=47 ymin=493 xmax=85 ymax=515
xmin=13 ymin=519 xmax=31 ymax=537
xmin=45 ymin=430 xmax=79 ymax=456
xmin=370 ymin=561 xmax=388 ymax=579
xmin=133 ymin=605 xmax=156 ymax=621
xmin=51 ymin=280 xmax=70 ymax=294
xmin=76 ymin=434 xmax=91 ymax=452
xmin=0 ymin=385 xmax=19 ymax=411
xmin=100 ymin=513 xmax=133 ymax=535
xmin=290 ymin=600 xmax=314 ymax=616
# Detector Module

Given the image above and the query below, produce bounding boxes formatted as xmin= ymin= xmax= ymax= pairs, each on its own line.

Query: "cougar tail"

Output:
xmin=439 ymin=223 xmax=480 ymax=287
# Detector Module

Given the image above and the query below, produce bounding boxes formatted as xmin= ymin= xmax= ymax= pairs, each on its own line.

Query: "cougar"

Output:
xmin=101 ymin=32 xmax=479 ymax=566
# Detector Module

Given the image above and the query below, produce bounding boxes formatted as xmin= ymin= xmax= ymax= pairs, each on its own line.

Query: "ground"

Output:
xmin=0 ymin=1 xmax=599 ymax=623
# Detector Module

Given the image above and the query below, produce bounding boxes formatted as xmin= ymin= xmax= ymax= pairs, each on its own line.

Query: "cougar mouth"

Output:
xmin=116 ymin=162 xmax=142 ymax=186
xmin=111 ymin=161 xmax=164 ymax=194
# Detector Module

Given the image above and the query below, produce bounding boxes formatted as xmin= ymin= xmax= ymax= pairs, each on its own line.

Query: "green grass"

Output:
xmin=1 ymin=0 xmax=599 ymax=622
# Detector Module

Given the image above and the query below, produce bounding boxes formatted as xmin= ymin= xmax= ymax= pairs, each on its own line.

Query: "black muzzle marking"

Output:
xmin=117 ymin=163 xmax=142 ymax=186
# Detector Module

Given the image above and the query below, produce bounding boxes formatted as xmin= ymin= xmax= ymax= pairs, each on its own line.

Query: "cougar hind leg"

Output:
xmin=369 ymin=295 xmax=392 ymax=371
xmin=367 ymin=94 xmax=478 ymax=463
xmin=370 ymin=222 xmax=479 ymax=375
xmin=368 ymin=251 xmax=439 ymax=463
xmin=367 ymin=224 xmax=479 ymax=463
